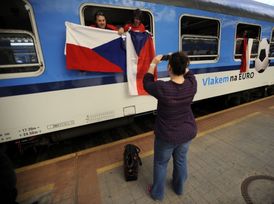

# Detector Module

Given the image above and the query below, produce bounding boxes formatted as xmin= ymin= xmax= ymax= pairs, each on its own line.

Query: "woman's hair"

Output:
xmin=168 ymin=51 xmax=190 ymax=75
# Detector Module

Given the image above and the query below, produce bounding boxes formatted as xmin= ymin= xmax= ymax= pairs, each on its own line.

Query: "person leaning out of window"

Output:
xmin=124 ymin=9 xmax=145 ymax=32
xmin=90 ymin=11 xmax=124 ymax=35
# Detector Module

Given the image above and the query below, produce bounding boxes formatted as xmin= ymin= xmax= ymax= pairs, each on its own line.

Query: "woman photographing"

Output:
xmin=143 ymin=51 xmax=197 ymax=201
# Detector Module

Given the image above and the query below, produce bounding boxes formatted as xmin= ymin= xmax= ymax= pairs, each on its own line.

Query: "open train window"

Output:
xmin=0 ymin=0 xmax=43 ymax=79
xmin=269 ymin=28 xmax=274 ymax=58
xmin=80 ymin=4 xmax=153 ymax=33
xmin=180 ymin=15 xmax=220 ymax=62
xmin=234 ymin=23 xmax=261 ymax=60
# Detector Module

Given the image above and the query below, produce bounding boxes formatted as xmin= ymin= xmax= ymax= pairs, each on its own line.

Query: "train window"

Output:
xmin=234 ymin=23 xmax=261 ymax=59
xmin=0 ymin=0 xmax=44 ymax=78
xmin=180 ymin=15 xmax=220 ymax=62
xmin=235 ymin=39 xmax=259 ymax=58
xmin=80 ymin=5 xmax=153 ymax=33
xmin=0 ymin=31 xmax=39 ymax=73
xmin=269 ymin=29 xmax=274 ymax=58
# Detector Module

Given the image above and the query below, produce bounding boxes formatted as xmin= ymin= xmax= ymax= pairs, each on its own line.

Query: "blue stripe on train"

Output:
xmin=0 ymin=64 xmax=269 ymax=97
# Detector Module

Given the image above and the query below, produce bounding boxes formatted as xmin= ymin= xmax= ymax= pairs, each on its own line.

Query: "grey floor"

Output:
xmin=98 ymin=113 xmax=274 ymax=204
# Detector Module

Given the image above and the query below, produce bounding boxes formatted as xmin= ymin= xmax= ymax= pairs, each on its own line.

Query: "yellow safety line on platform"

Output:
xmin=17 ymin=183 xmax=54 ymax=203
xmin=96 ymin=150 xmax=154 ymax=174
xmin=96 ymin=161 xmax=123 ymax=174
xmin=196 ymin=95 xmax=273 ymax=121
xmin=197 ymin=112 xmax=260 ymax=138
xmin=16 ymin=154 xmax=76 ymax=173
xmin=16 ymin=131 xmax=153 ymax=173
xmin=77 ymin=131 xmax=153 ymax=156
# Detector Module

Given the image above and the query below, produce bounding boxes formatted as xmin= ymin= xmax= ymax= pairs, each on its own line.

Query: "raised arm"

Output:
xmin=143 ymin=55 xmax=163 ymax=98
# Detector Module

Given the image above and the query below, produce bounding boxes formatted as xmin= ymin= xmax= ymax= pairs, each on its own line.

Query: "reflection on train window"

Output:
xmin=269 ymin=28 xmax=274 ymax=58
xmin=81 ymin=5 xmax=153 ymax=33
xmin=180 ymin=15 xmax=220 ymax=62
xmin=0 ymin=32 xmax=40 ymax=74
xmin=234 ymin=23 xmax=261 ymax=59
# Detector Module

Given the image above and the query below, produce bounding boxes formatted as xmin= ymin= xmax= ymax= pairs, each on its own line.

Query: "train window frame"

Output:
xmin=0 ymin=0 xmax=44 ymax=79
xmin=79 ymin=3 xmax=154 ymax=34
xmin=269 ymin=28 xmax=274 ymax=59
xmin=179 ymin=14 xmax=221 ymax=64
xmin=234 ymin=22 xmax=261 ymax=61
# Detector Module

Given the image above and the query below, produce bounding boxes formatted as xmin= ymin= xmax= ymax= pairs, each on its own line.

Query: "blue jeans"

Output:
xmin=151 ymin=137 xmax=191 ymax=201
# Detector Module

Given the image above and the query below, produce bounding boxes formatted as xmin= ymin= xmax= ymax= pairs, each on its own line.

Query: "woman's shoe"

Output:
xmin=146 ymin=184 xmax=161 ymax=201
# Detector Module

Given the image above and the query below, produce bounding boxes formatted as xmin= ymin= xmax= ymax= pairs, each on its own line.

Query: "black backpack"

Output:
xmin=123 ymin=144 xmax=142 ymax=181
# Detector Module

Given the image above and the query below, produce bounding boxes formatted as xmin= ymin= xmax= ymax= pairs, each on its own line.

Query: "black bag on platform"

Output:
xmin=123 ymin=144 xmax=142 ymax=181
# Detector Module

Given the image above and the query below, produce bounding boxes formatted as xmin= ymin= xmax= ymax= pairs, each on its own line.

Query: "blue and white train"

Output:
xmin=0 ymin=0 xmax=274 ymax=143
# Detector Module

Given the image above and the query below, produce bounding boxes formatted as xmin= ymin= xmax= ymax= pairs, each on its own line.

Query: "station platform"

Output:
xmin=15 ymin=96 xmax=274 ymax=204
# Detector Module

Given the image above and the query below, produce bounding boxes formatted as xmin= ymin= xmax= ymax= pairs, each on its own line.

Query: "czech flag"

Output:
xmin=240 ymin=35 xmax=253 ymax=73
xmin=65 ymin=22 xmax=125 ymax=72
xmin=126 ymin=31 xmax=156 ymax=95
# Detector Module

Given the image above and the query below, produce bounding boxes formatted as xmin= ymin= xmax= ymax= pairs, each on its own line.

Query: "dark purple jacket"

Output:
xmin=143 ymin=71 xmax=197 ymax=144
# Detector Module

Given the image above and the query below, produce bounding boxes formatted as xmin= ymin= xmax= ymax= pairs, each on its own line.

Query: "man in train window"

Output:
xmin=124 ymin=9 xmax=146 ymax=32
xmin=90 ymin=11 xmax=124 ymax=35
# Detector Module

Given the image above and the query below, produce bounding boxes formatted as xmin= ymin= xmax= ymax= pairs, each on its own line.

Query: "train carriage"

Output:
xmin=0 ymin=0 xmax=273 ymax=143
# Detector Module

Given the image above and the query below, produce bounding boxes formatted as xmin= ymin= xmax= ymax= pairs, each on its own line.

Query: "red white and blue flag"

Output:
xmin=240 ymin=35 xmax=253 ymax=73
xmin=65 ymin=22 xmax=125 ymax=72
xmin=126 ymin=31 xmax=156 ymax=95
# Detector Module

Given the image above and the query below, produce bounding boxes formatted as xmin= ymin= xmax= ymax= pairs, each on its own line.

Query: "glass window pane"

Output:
xmin=269 ymin=44 xmax=274 ymax=57
xmin=0 ymin=33 xmax=38 ymax=65
xmin=181 ymin=16 xmax=219 ymax=37
xmin=182 ymin=37 xmax=218 ymax=56
xmin=0 ymin=33 xmax=38 ymax=66
xmin=180 ymin=15 xmax=219 ymax=62
xmin=235 ymin=23 xmax=260 ymax=59
xmin=236 ymin=23 xmax=260 ymax=39
xmin=251 ymin=40 xmax=259 ymax=55
xmin=235 ymin=39 xmax=243 ymax=55
xmin=0 ymin=32 xmax=40 ymax=74
xmin=235 ymin=38 xmax=258 ymax=58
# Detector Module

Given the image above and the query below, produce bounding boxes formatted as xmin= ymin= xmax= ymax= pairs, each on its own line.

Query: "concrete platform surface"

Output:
xmin=98 ymin=112 xmax=274 ymax=204
xmin=15 ymin=96 xmax=274 ymax=204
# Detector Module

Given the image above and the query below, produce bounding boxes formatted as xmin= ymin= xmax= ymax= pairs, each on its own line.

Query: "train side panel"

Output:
xmin=0 ymin=0 xmax=273 ymax=143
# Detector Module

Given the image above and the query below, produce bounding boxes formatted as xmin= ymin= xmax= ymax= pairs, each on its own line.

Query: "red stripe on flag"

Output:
xmin=240 ymin=36 xmax=248 ymax=73
xmin=66 ymin=43 xmax=123 ymax=73
xmin=136 ymin=36 xmax=156 ymax=95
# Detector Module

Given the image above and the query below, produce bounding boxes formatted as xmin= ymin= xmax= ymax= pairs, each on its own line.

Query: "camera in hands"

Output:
xmin=161 ymin=55 xmax=169 ymax=61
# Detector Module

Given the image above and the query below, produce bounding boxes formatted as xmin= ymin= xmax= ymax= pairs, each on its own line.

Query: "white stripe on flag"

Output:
xmin=65 ymin=22 xmax=120 ymax=51
xmin=126 ymin=32 xmax=139 ymax=95
xmin=246 ymin=38 xmax=253 ymax=72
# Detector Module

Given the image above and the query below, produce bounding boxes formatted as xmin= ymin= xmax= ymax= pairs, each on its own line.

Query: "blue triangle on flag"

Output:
xmin=130 ymin=31 xmax=149 ymax=56
xmin=93 ymin=38 xmax=126 ymax=70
